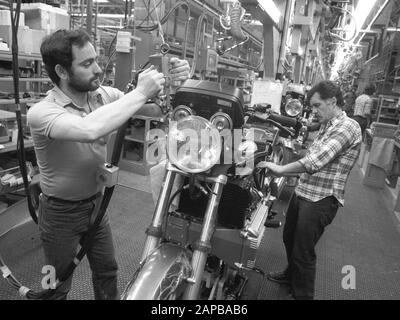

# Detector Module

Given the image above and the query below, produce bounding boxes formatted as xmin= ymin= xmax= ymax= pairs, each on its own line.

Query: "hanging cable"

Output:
xmin=136 ymin=1 xmax=189 ymax=32
xmin=8 ymin=0 xmax=38 ymax=224
xmin=151 ymin=0 xmax=169 ymax=54
xmin=328 ymin=3 xmax=358 ymax=42
xmin=188 ymin=13 xmax=207 ymax=78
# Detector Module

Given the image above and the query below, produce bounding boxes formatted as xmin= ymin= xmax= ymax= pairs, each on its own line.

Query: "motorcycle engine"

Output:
xmin=177 ymin=175 xmax=261 ymax=229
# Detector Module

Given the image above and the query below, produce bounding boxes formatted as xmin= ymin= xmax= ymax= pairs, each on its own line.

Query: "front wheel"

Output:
xmin=121 ymin=243 xmax=192 ymax=300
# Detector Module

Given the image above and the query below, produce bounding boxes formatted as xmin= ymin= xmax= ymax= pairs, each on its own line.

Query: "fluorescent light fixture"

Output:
xmin=353 ymin=0 xmax=378 ymax=30
xmin=249 ymin=20 xmax=263 ymax=26
xmin=257 ymin=0 xmax=281 ymax=25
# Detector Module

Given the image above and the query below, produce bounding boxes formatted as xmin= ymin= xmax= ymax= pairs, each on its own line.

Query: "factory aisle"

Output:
xmin=0 ymin=166 xmax=400 ymax=300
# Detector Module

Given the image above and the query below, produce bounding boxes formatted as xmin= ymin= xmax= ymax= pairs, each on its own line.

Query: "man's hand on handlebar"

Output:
xmin=256 ymin=162 xmax=284 ymax=177
xmin=135 ymin=66 xmax=166 ymax=99
xmin=169 ymin=57 xmax=190 ymax=81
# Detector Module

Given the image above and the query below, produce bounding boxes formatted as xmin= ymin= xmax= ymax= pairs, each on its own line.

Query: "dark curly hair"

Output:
xmin=40 ymin=29 xmax=92 ymax=86
xmin=306 ymin=80 xmax=344 ymax=107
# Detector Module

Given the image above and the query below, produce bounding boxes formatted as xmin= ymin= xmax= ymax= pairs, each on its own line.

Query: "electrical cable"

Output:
xmin=216 ymin=1 xmax=249 ymax=56
xmin=8 ymin=0 xmax=38 ymax=224
xmin=327 ymin=2 xmax=357 ymax=42
xmin=136 ymin=1 xmax=189 ymax=32
xmin=189 ymin=13 xmax=207 ymax=78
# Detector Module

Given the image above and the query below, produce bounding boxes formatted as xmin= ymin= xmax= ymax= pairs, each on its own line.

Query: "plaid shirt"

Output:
xmin=296 ymin=111 xmax=362 ymax=206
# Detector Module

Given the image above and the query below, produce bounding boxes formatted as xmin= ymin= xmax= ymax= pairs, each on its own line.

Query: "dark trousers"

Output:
xmin=38 ymin=194 xmax=119 ymax=300
xmin=283 ymin=194 xmax=339 ymax=300
xmin=352 ymin=116 xmax=367 ymax=135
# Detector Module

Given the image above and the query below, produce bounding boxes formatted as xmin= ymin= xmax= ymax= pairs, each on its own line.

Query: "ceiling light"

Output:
xmin=353 ymin=0 xmax=378 ymax=30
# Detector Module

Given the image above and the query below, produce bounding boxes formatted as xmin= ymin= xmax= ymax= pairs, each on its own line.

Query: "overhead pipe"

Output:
xmin=356 ymin=0 xmax=390 ymax=46
xmin=276 ymin=0 xmax=294 ymax=78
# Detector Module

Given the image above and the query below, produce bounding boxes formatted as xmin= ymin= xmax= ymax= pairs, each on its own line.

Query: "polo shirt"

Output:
xmin=27 ymin=85 xmax=123 ymax=200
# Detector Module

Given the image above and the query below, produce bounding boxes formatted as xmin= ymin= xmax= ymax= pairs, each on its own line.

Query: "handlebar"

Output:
xmin=246 ymin=111 xmax=296 ymax=137
xmin=268 ymin=112 xmax=297 ymax=128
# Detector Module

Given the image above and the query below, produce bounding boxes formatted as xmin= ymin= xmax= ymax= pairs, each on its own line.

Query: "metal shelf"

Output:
xmin=0 ymin=51 xmax=42 ymax=61
xmin=0 ymin=77 xmax=49 ymax=82
xmin=0 ymin=98 xmax=41 ymax=105
xmin=0 ymin=139 xmax=34 ymax=154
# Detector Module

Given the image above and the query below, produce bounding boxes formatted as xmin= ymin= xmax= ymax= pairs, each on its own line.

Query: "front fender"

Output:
xmin=121 ymin=243 xmax=192 ymax=300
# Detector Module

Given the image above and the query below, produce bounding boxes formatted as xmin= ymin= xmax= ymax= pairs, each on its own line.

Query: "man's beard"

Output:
xmin=68 ymin=72 xmax=101 ymax=92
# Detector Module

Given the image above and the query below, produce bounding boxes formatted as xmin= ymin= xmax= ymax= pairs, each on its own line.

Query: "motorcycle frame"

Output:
xmin=130 ymin=118 xmax=295 ymax=300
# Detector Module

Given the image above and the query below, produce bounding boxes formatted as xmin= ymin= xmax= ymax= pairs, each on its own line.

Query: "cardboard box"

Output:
xmin=20 ymin=3 xmax=69 ymax=34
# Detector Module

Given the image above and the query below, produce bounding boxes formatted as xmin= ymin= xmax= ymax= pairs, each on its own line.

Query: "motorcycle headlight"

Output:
xmin=285 ymin=99 xmax=303 ymax=117
xmin=210 ymin=112 xmax=233 ymax=131
xmin=167 ymin=116 xmax=221 ymax=173
xmin=172 ymin=105 xmax=194 ymax=121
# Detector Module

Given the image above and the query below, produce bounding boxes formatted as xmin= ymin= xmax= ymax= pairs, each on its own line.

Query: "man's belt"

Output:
xmin=43 ymin=192 xmax=101 ymax=205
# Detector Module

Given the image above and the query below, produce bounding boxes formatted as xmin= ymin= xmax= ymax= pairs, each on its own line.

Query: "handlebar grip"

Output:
xmin=264 ymin=219 xmax=281 ymax=228
xmin=246 ymin=112 xmax=296 ymax=137
xmin=265 ymin=119 xmax=296 ymax=137
xmin=268 ymin=113 xmax=297 ymax=128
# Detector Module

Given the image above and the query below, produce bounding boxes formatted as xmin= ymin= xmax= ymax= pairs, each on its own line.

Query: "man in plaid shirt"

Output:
xmin=258 ymin=80 xmax=362 ymax=299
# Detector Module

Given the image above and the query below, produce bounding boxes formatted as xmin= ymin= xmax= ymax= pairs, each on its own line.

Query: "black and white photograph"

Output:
xmin=0 ymin=0 xmax=399 ymax=308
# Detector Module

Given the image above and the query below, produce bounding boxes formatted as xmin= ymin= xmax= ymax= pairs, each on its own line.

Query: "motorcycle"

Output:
xmin=121 ymin=80 xmax=297 ymax=300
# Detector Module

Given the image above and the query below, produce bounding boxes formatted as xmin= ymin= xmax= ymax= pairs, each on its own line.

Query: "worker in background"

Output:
xmin=27 ymin=29 xmax=190 ymax=300
xmin=353 ymin=84 xmax=375 ymax=135
xmin=343 ymin=90 xmax=356 ymax=117
xmin=257 ymin=80 xmax=362 ymax=300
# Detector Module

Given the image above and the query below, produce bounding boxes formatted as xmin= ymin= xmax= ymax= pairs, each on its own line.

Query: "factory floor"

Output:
xmin=1 ymin=165 xmax=400 ymax=300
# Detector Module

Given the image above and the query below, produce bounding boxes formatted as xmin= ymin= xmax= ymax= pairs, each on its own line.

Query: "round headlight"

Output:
xmin=167 ymin=116 xmax=221 ymax=173
xmin=285 ymin=99 xmax=303 ymax=117
xmin=172 ymin=105 xmax=193 ymax=121
xmin=210 ymin=112 xmax=233 ymax=131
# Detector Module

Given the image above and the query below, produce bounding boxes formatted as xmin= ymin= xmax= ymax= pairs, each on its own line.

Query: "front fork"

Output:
xmin=141 ymin=163 xmax=227 ymax=299
xmin=183 ymin=175 xmax=226 ymax=300
xmin=140 ymin=169 xmax=176 ymax=262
